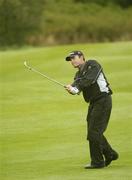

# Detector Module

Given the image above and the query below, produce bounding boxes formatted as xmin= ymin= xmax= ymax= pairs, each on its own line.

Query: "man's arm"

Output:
xmin=65 ymin=60 xmax=102 ymax=95
xmin=72 ymin=60 xmax=102 ymax=91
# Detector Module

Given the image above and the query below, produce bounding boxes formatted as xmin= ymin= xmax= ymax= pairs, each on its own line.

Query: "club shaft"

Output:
xmin=32 ymin=67 xmax=64 ymax=87
xmin=25 ymin=62 xmax=65 ymax=87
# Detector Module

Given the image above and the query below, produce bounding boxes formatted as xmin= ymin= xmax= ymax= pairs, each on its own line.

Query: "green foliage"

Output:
xmin=41 ymin=2 xmax=132 ymax=45
xmin=75 ymin=0 xmax=132 ymax=8
xmin=0 ymin=0 xmax=132 ymax=46
xmin=0 ymin=0 xmax=45 ymax=46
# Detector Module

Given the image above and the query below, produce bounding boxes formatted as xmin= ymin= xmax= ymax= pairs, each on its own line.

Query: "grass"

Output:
xmin=0 ymin=41 xmax=132 ymax=180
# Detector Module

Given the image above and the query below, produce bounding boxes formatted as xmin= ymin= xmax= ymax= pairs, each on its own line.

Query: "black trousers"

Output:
xmin=87 ymin=95 xmax=114 ymax=166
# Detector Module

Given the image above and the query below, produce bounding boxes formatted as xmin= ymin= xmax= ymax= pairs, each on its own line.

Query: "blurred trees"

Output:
xmin=75 ymin=0 xmax=132 ymax=8
xmin=0 ymin=0 xmax=132 ymax=47
xmin=42 ymin=2 xmax=132 ymax=45
xmin=0 ymin=0 xmax=45 ymax=46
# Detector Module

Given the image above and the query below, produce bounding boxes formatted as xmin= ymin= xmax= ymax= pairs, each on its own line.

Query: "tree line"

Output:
xmin=0 ymin=0 xmax=132 ymax=47
xmin=75 ymin=0 xmax=132 ymax=8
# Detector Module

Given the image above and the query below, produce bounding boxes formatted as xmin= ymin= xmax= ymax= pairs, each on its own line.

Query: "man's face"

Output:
xmin=70 ymin=55 xmax=84 ymax=68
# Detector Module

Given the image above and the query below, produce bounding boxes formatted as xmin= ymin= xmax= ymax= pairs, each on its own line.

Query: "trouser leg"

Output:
xmin=89 ymin=140 xmax=104 ymax=166
xmin=87 ymin=95 xmax=112 ymax=166
xmin=101 ymin=135 xmax=117 ymax=159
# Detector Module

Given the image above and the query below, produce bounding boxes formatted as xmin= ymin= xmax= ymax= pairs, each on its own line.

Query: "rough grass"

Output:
xmin=0 ymin=41 xmax=132 ymax=180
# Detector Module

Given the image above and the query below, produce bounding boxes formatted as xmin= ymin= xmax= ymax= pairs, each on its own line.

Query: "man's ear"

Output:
xmin=80 ymin=55 xmax=85 ymax=61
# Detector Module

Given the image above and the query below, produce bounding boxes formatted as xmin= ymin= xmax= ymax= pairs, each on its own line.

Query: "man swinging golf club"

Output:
xmin=65 ymin=51 xmax=119 ymax=169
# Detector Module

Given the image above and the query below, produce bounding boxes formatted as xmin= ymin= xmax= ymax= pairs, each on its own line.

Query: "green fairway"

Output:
xmin=0 ymin=42 xmax=132 ymax=180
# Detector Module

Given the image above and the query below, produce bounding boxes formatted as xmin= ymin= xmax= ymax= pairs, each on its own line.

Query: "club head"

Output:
xmin=24 ymin=61 xmax=27 ymax=67
xmin=24 ymin=61 xmax=32 ymax=70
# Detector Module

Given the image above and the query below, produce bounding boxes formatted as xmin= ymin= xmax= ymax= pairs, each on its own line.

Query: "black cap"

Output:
xmin=65 ymin=51 xmax=83 ymax=61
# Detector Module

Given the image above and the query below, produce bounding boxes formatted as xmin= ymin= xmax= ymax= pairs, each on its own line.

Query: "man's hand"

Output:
xmin=65 ymin=84 xmax=79 ymax=95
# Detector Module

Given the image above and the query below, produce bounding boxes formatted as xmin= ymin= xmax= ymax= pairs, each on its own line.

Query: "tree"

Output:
xmin=0 ymin=0 xmax=45 ymax=46
xmin=74 ymin=0 xmax=132 ymax=8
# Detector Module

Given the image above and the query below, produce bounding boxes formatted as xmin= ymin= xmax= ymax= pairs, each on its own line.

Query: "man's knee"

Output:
xmin=87 ymin=129 xmax=102 ymax=143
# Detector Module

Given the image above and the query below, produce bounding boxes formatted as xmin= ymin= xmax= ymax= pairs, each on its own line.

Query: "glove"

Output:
xmin=65 ymin=85 xmax=79 ymax=95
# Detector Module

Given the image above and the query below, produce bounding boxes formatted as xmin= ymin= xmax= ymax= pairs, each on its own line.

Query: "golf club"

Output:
xmin=24 ymin=61 xmax=65 ymax=87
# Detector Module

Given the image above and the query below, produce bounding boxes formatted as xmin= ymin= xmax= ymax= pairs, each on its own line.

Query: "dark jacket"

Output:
xmin=72 ymin=60 xmax=112 ymax=103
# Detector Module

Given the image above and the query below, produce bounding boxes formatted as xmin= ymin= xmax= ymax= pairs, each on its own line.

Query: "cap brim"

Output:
xmin=65 ymin=56 xmax=71 ymax=61
xmin=65 ymin=55 xmax=75 ymax=61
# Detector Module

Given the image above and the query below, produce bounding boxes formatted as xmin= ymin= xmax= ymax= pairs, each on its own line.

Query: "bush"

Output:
xmin=0 ymin=0 xmax=45 ymax=46
xmin=38 ymin=2 xmax=132 ymax=45
xmin=0 ymin=0 xmax=132 ymax=46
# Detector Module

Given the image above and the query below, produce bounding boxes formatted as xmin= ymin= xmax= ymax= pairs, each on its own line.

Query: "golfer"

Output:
xmin=65 ymin=51 xmax=119 ymax=169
